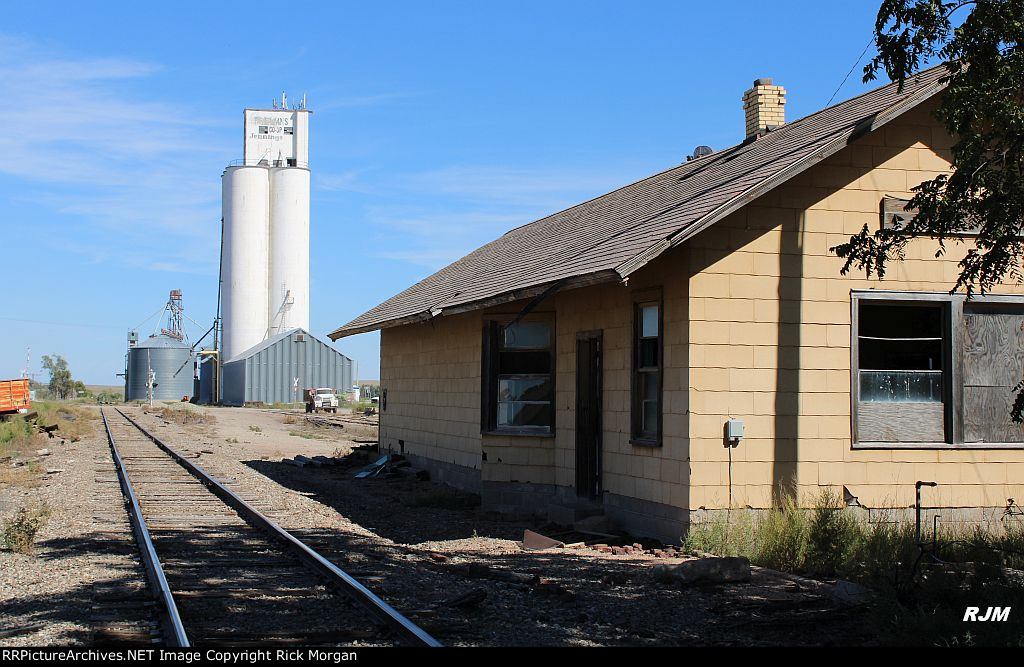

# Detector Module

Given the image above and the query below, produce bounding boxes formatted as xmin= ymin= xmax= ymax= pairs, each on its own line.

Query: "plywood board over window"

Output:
xmin=962 ymin=305 xmax=1024 ymax=444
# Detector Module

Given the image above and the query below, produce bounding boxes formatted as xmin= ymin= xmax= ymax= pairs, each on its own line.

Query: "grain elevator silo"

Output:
xmin=125 ymin=291 xmax=196 ymax=402
xmin=221 ymin=94 xmax=311 ymax=363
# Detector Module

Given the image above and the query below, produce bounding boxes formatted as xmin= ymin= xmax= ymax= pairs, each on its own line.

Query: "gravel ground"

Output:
xmin=120 ymin=404 xmax=875 ymax=647
xmin=0 ymin=407 xmax=152 ymax=646
xmin=0 ymin=402 xmax=876 ymax=646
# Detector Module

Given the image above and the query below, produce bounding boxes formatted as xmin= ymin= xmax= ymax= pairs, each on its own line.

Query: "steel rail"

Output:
xmin=101 ymin=409 xmax=191 ymax=647
xmin=115 ymin=408 xmax=441 ymax=648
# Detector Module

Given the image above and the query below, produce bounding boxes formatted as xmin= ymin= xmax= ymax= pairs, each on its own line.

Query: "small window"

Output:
xmin=258 ymin=125 xmax=269 ymax=134
xmin=631 ymin=296 xmax=662 ymax=445
xmin=482 ymin=319 xmax=553 ymax=433
xmin=286 ymin=158 xmax=297 ymax=167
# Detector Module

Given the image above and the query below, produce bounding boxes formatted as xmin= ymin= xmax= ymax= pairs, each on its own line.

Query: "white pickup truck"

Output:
xmin=305 ymin=387 xmax=339 ymax=413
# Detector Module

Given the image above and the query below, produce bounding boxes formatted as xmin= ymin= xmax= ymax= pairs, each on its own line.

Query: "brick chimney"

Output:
xmin=743 ymin=78 xmax=786 ymax=139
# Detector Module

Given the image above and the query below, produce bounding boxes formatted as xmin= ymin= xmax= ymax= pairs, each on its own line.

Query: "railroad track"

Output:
xmin=100 ymin=407 xmax=440 ymax=647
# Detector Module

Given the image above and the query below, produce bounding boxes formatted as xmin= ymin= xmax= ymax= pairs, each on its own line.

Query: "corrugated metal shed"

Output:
xmin=329 ymin=64 xmax=949 ymax=340
xmin=221 ymin=328 xmax=353 ymax=406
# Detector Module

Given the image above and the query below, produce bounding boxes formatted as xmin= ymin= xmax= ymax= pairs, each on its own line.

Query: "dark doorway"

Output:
xmin=575 ymin=331 xmax=602 ymax=499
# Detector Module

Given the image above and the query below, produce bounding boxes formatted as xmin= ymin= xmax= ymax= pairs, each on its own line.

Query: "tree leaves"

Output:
xmin=833 ymin=0 xmax=1024 ymax=419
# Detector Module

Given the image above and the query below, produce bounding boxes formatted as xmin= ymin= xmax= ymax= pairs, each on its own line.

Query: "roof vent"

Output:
xmin=687 ymin=145 xmax=714 ymax=161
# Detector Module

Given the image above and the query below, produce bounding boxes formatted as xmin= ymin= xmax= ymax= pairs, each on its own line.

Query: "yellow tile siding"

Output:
xmin=686 ymin=100 xmax=1024 ymax=510
xmin=379 ymin=99 xmax=1024 ymax=518
xmin=379 ymin=315 xmax=482 ymax=473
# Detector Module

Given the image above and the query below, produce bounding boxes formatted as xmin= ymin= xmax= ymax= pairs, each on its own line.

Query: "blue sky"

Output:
xmin=0 ymin=1 xmax=887 ymax=384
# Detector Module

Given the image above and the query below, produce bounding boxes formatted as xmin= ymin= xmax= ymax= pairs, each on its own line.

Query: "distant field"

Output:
xmin=85 ymin=385 xmax=122 ymax=394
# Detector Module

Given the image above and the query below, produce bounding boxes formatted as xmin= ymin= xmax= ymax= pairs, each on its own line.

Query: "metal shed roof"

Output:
xmin=330 ymin=65 xmax=949 ymax=340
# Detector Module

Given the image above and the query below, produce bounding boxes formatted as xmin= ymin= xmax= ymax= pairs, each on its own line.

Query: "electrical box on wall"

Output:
xmin=726 ymin=418 xmax=745 ymax=441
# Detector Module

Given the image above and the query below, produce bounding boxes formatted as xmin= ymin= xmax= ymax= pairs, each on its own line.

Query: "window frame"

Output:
xmin=630 ymin=288 xmax=663 ymax=447
xmin=481 ymin=314 xmax=556 ymax=437
xmin=851 ymin=290 xmax=1024 ymax=450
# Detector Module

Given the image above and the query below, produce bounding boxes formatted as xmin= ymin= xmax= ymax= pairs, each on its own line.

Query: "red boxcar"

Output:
xmin=0 ymin=378 xmax=31 ymax=415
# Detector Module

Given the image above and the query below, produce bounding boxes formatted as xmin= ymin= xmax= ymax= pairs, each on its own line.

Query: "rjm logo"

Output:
xmin=963 ymin=606 xmax=1011 ymax=622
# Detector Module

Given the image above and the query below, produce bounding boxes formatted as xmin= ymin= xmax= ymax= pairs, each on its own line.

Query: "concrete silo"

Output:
xmin=268 ymin=167 xmax=310 ymax=336
xmin=220 ymin=95 xmax=311 ymax=363
xmin=221 ymin=166 xmax=270 ymax=362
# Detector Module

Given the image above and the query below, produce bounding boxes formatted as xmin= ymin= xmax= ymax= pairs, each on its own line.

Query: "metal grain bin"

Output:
xmin=126 ymin=335 xmax=195 ymax=402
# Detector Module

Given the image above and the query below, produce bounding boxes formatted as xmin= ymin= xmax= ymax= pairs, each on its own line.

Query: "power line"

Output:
xmin=826 ymin=36 xmax=875 ymax=108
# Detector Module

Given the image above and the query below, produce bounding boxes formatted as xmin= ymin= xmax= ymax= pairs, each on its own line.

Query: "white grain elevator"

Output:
xmin=220 ymin=94 xmax=311 ymax=362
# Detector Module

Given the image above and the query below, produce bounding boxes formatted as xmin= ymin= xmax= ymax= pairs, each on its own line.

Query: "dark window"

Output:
xmin=858 ymin=303 xmax=944 ymax=403
xmin=854 ymin=298 xmax=950 ymax=444
xmin=631 ymin=298 xmax=662 ymax=445
xmin=482 ymin=320 xmax=553 ymax=433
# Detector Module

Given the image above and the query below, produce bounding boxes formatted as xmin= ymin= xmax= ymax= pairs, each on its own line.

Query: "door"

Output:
xmin=575 ymin=332 xmax=603 ymax=499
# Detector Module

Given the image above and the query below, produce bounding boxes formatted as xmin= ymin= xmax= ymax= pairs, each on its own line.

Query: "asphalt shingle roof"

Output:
xmin=330 ymin=66 xmax=948 ymax=340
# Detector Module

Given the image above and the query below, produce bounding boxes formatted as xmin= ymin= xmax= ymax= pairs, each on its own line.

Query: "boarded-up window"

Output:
xmin=881 ymin=196 xmax=991 ymax=235
xmin=853 ymin=292 xmax=1024 ymax=447
xmin=962 ymin=306 xmax=1024 ymax=443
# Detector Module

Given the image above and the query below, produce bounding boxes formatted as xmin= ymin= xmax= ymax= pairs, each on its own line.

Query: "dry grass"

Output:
xmin=33 ymin=401 xmax=99 ymax=442
xmin=1 ymin=401 xmax=97 ymax=487
xmin=152 ymin=406 xmax=215 ymax=426
xmin=288 ymin=430 xmax=324 ymax=440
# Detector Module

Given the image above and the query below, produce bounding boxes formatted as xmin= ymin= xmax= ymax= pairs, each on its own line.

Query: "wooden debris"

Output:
xmin=0 ymin=623 xmax=45 ymax=639
xmin=445 ymin=588 xmax=487 ymax=609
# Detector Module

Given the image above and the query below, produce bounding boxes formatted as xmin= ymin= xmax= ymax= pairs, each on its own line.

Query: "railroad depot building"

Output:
xmin=330 ymin=66 xmax=1024 ymax=541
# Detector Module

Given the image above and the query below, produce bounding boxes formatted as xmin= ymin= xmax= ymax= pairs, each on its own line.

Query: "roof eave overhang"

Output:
xmin=327 ymin=270 xmax=621 ymax=340
xmin=614 ymin=77 xmax=948 ymax=279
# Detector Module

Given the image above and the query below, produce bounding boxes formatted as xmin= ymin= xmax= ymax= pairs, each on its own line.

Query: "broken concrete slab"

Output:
xmin=653 ymin=556 xmax=752 ymax=585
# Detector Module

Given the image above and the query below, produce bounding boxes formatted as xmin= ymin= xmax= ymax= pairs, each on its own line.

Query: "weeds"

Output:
xmin=249 ymin=425 xmax=262 ymax=433
xmin=685 ymin=491 xmax=1024 ymax=645
xmin=0 ymin=419 xmax=35 ymax=456
xmin=1 ymin=502 xmax=52 ymax=554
